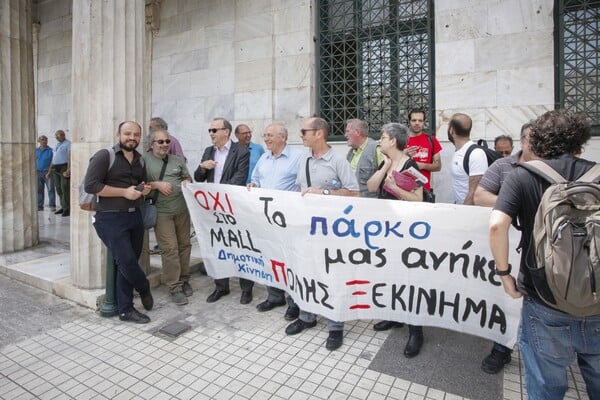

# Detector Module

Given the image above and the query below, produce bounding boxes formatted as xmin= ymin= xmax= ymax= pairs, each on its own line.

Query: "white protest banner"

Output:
xmin=183 ymin=183 xmax=523 ymax=346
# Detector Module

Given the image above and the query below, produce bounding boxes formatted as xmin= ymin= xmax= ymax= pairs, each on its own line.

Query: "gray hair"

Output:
xmin=381 ymin=123 xmax=409 ymax=150
xmin=147 ymin=129 xmax=170 ymax=151
xmin=347 ymin=119 xmax=369 ymax=137
xmin=150 ymin=117 xmax=168 ymax=130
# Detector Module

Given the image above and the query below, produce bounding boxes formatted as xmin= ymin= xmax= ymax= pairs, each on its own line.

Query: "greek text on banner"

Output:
xmin=183 ymin=183 xmax=523 ymax=347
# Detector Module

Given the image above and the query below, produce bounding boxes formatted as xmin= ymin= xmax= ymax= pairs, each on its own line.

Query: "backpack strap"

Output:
xmin=426 ymin=134 xmax=434 ymax=163
xmin=520 ymin=160 xmax=566 ymax=184
xmin=462 ymin=145 xmax=475 ymax=175
xmin=576 ymin=164 xmax=600 ymax=183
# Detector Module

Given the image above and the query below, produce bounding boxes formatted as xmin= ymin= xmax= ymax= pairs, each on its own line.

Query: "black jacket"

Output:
xmin=194 ymin=141 xmax=249 ymax=185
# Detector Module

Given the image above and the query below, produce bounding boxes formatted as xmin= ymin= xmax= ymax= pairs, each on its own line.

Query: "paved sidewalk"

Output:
xmin=0 ymin=211 xmax=592 ymax=400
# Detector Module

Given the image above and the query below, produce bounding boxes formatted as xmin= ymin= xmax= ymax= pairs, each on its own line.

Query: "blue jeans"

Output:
xmin=93 ymin=210 xmax=150 ymax=314
xmin=37 ymin=170 xmax=56 ymax=209
xmin=519 ymin=296 xmax=600 ymax=400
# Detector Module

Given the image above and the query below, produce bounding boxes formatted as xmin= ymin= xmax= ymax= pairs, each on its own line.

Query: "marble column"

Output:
xmin=0 ymin=0 xmax=39 ymax=252
xmin=70 ymin=0 xmax=147 ymax=288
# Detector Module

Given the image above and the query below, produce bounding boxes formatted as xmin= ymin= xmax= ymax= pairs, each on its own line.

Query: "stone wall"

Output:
xmin=34 ymin=0 xmax=72 ymax=148
xmin=31 ymin=0 xmax=598 ymax=203
xmin=151 ymin=0 xmax=314 ymax=170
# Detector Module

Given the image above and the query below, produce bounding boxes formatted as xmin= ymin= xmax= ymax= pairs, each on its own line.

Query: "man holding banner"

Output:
xmin=249 ymin=123 xmax=304 ymax=320
xmin=194 ymin=117 xmax=254 ymax=304
xmin=285 ymin=117 xmax=359 ymax=351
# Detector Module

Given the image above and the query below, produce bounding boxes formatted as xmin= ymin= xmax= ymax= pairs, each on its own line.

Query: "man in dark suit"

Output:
xmin=194 ymin=117 xmax=254 ymax=304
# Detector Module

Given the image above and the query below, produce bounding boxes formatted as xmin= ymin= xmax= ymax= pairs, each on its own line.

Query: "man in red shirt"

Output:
xmin=405 ymin=109 xmax=442 ymax=196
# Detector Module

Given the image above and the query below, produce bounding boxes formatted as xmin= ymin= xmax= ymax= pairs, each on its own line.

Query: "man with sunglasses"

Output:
xmin=145 ymin=129 xmax=193 ymax=306
xmin=494 ymin=135 xmax=514 ymax=158
xmin=194 ymin=117 xmax=253 ymax=304
xmin=149 ymin=117 xmax=187 ymax=162
xmin=286 ymin=117 xmax=359 ymax=351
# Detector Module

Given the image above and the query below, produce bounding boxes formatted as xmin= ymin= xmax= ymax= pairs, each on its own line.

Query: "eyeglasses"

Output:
xmin=498 ymin=150 xmax=512 ymax=156
xmin=300 ymin=128 xmax=318 ymax=136
xmin=208 ymin=128 xmax=227 ymax=133
xmin=237 ymin=131 xmax=251 ymax=135
xmin=263 ymin=133 xmax=275 ymax=139
xmin=153 ymin=139 xmax=171 ymax=145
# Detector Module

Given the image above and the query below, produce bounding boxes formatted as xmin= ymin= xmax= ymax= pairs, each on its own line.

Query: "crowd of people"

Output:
xmin=37 ymin=108 xmax=598 ymax=399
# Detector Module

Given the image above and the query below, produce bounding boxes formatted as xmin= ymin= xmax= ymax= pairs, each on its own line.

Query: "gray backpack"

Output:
xmin=521 ymin=160 xmax=600 ymax=316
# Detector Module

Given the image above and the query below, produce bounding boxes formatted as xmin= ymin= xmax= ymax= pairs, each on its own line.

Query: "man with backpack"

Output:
xmin=447 ymin=113 xmax=491 ymax=204
xmin=489 ymin=109 xmax=599 ymax=399
xmin=84 ymin=121 xmax=154 ymax=324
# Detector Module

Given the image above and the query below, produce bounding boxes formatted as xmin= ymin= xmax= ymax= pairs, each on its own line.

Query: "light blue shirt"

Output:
xmin=52 ymin=139 xmax=71 ymax=165
xmin=247 ymin=141 xmax=265 ymax=184
xmin=251 ymin=145 xmax=302 ymax=191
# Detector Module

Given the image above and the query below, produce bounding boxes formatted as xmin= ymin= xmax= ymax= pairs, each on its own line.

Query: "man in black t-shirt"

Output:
xmin=489 ymin=109 xmax=598 ymax=399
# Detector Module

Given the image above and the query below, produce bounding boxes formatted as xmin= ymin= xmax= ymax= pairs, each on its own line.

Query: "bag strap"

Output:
xmin=462 ymin=145 xmax=475 ymax=175
xmin=521 ymin=160 xmax=566 ymax=184
xmin=426 ymin=134 xmax=434 ymax=163
xmin=149 ymin=156 xmax=169 ymax=204
xmin=305 ymin=157 xmax=312 ymax=187
xmin=577 ymin=164 xmax=600 ymax=183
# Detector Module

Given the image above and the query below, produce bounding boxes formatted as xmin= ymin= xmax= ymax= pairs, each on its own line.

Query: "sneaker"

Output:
xmin=481 ymin=349 xmax=512 ymax=374
xmin=170 ymin=291 xmax=188 ymax=306
xmin=182 ymin=282 xmax=193 ymax=297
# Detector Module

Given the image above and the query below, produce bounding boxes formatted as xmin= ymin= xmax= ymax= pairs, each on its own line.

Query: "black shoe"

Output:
xmin=256 ymin=299 xmax=286 ymax=312
xmin=61 ymin=210 xmax=70 ymax=217
xmin=140 ymin=290 xmax=153 ymax=311
xmin=240 ymin=291 xmax=253 ymax=305
xmin=481 ymin=349 xmax=512 ymax=374
xmin=284 ymin=305 xmax=300 ymax=321
xmin=326 ymin=330 xmax=344 ymax=351
xmin=285 ymin=319 xmax=317 ymax=335
xmin=119 ymin=308 xmax=150 ymax=324
xmin=404 ymin=332 xmax=424 ymax=358
xmin=206 ymin=289 xmax=230 ymax=303
xmin=54 ymin=209 xmax=63 ymax=215
xmin=373 ymin=320 xmax=404 ymax=331
xmin=182 ymin=282 xmax=193 ymax=297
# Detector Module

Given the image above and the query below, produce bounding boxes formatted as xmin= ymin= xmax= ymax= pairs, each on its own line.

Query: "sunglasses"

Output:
xmin=300 ymin=128 xmax=318 ymax=136
xmin=498 ymin=150 xmax=512 ymax=156
xmin=208 ymin=128 xmax=227 ymax=133
xmin=153 ymin=139 xmax=171 ymax=145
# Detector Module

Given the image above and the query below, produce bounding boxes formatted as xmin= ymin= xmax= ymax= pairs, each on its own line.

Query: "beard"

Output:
xmin=447 ymin=129 xmax=454 ymax=144
xmin=119 ymin=140 xmax=139 ymax=152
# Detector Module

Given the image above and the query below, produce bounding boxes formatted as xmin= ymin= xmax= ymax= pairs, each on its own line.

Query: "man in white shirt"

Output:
xmin=447 ymin=113 xmax=488 ymax=204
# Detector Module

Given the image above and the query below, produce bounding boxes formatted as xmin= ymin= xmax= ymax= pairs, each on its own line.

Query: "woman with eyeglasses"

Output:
xmin=366 ymin=122 xmax=426 ymax=359
xmin=144 ymin=129 xmax=194 ymax=306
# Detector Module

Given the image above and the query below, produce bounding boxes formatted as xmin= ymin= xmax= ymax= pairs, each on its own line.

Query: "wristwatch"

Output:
xmin=494 ymin=265 xmax=512 ymax=276
xmin=323 ymin=189 xmax=331 ymax=195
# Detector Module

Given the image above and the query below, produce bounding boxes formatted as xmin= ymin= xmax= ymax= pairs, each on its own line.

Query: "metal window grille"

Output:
xmin=555 ymin=0 xmax=600 ymax=136
xmin=318 ymin=0 xmax=434 ymax=138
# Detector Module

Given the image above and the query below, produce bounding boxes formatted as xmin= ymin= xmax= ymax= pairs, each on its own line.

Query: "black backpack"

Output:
xmin=463 ymin=139 xmax=502 ymax=174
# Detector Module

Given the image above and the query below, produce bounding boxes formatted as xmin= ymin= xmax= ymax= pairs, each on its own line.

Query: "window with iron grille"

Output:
xmin=555 ymin=0 xmax=599 ymax=136
xmin=317 ymin=0 xmax=434 ymax=139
